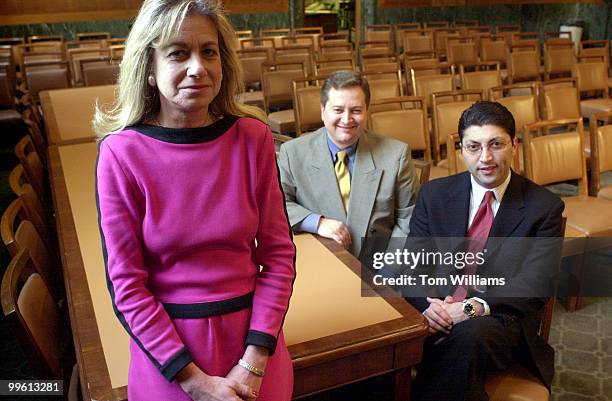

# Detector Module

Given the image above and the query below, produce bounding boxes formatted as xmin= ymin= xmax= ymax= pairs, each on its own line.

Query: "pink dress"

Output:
xmin=96 ymin=116 xmax=296 ymax=400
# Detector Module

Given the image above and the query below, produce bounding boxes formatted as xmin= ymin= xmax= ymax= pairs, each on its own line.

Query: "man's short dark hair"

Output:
xmin=320 ymin=70 xmax=371 ymax=107
xmin=458 ymin=101 xmax=516 ymax=142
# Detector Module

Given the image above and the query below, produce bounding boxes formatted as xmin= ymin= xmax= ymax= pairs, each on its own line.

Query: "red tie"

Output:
xmin=452 ymin=191 xmax=495 ymax=301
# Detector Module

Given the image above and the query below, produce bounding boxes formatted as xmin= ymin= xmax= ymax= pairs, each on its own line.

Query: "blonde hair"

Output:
xmin=94 ymin=0 xmax=265 ymax=137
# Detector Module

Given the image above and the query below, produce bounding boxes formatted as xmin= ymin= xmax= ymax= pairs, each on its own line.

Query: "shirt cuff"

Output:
xmin=471 ymin=297 xmax=490 ymax=316
xmin=295 ymin=213 xmax=322 ymax=234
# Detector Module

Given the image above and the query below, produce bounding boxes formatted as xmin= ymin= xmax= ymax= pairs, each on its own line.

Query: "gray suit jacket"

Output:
xmin=277 ymin=127 xmax=419 ymax=257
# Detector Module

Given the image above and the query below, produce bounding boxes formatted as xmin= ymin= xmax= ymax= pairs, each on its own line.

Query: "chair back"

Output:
xmin=540 ymin=78 xmax=581 ymax=120
xmin=403 ymin=31 xmax=435 ymax=54
xmin=1 ymin=249 xmax=73 ymax=380
xmin=490 ymin=83 xmax=540 ymax=134
xmin=480 ymin=35 xmax=507 ymax=65
xmin=82 ymin=57 xmax=119 ymax=86
xmin=544 ymin=43 xmax=575 ymax=79
xmin=432 ymin=90 xmax=482 ymax=163
xmin=367 ymin=75 xmax=404 ymax=113
xmin=460 ymin=63 xmax=502 ymax=99
xmin=507 ymin=44 xmax=540 ymax=83
xmin=365 ymin=25 xmax=392 ymax=46
xmin=261 ymin=61 xmax=307 ymax=112
xmin=0 ymin=61 xmax=16 ymax=108
xmin=589 ymin=111 xmax=612 ymax=195
xmin=579 ymin=40 xmax=610 ymax=69
xmin=369 ymin=96 xmax=431 ymax=161
xmin=446 ymin=38 xmax=478 ymax=65
xmin=67 ymin=47 xmax=109 ymax=84
xmin=24 ymin=61 xmax=70 ymax=102
xmin=573 ymin=61 xmax=608 ymax=95
xmin=446 ymin=133 xmax=468 ymax=174
xmin=292 ymin=77 xmax=324 ymax=136
xmin=524 ymin=119 xmax=587 ymax=193
xmin=411 ymin=71 xmax=454 ymax=110
xmin=240 ymin=55 xmax=267 ymax=88
xmin=395 ymin=23 xmax=421 ymax=52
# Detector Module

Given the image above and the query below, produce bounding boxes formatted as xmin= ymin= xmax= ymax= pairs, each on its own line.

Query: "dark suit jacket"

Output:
xmin=407 ymin=171 xmax=564 ymax=389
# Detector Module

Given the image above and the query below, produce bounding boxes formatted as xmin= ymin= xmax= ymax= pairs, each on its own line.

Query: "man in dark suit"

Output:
xmin=407 ymin=101 xmax=564 ymax=401
xmin=278 ymin=71 xmax=419 ymax=258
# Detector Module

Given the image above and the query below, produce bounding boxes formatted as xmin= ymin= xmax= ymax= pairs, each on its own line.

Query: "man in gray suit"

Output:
xmin=277 ymin=70 xmax=420 ymax=257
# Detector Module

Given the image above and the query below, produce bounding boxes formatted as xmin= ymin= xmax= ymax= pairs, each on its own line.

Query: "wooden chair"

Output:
xmin=0 ymin=197 xmax=64 ymax=305
xmin=67 ymin=47 xmax=109 ymax=85
xmin=484 ymin=297 xmax=556 ymax=401
xmin=369 ymin=96 xmax=432 ymax=163
xmin=292 ymin=76 xmax=324 ymax=136
xmin=1 ymin=248 xmax=74 ymax=382
xmin=394 ymin=23 xmax=421 ymax=53
xmin=410 ymin=67 xmax=454 ymax=113
xmin=364 ymin=69 xmax=404 ymax=113
xmin=76 ymin=32 xmax=111 ymax=41
xmin=260 ymin=61 xmax=307 ymax=135
xmin=490 ymin=82 xmax=540 ymax=135
xmin=433 ymin=28 xmax=461 ymax=60
xmin=403 ymin=29 xmax=435 ymax=55
xmin=524 ymin=118 xmax=612 ymax=238
xmin=507 ymin=44 xmax=541 ymax=84
xmin=365 ymin=24 xmax=393 ymax=48
xmin=23 ymin=60 xmax=70 ymax=102
xmin=589 ymin=111 xmax=612 ymax=200
xmin=573 ymin=60 xmax=612 ymax=117
xmin=8 ymin=164 xmax=26 ymax=195
xmin=81 ymin=56 xmax=119 ymax=86
xmin=540 ymin=78 xmax=581 ymax=121
xmin=446 ymin=36 xmax=478 ymax=66
xmin=15 ymin=135 xmax=47 ymax=202
xmin=479 ymin=35 xmax=508 ymax=67
xmin=544 ymin=40 xmax=575 ymax=80
xmin=431 ymin=89 xmax=483 ymax=166
xmin=460 ymin=62 xmax=502 ymax=100
xmin=316 ymin=56 xmax=355 ymax=76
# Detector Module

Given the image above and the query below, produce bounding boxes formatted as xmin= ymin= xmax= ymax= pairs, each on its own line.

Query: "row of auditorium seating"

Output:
xmin=0 ymin=33 xmax=125 ymax=104
xmin=1 ymin=97 xmax=81 ymax=399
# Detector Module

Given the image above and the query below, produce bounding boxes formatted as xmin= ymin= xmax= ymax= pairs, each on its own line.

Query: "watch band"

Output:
xmin=471 ymin=297 xmax=490 ymax=316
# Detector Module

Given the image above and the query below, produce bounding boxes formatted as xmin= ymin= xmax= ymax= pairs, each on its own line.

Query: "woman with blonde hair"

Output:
xmin=95 ymin=1 xmax=295 ymax=400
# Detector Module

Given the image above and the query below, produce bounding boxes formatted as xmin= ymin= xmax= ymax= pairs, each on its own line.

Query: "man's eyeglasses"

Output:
xmin=462 ymin=140 xmax=510 ymax=155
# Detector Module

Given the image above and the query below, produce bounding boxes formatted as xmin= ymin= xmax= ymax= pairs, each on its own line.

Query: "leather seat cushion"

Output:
xmin=268 ymin=109 xmax=295 ymax=134
xmin=597 ymin=186 xmax=612 ymax=201
xmin=580 ymin=99 xmax=612 ymax=118
xmin=563 ymin=196 xmax=612 ymax=236
xmin=485 ymin=363 xmax=549 ymax=401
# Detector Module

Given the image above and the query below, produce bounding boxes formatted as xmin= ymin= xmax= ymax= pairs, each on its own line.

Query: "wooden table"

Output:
xmin=49 ymin=141 xmax=428 ymax=401
xmin=40 ymin=85 xmax=117 ymax=145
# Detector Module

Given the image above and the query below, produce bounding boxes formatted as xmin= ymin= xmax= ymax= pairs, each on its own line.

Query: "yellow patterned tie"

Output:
xmin=335 ymin=150 xmax=350 ymax=211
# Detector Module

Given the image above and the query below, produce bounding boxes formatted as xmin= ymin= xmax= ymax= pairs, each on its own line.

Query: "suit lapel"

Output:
xmin=307 ymin=129 xmax=348 ymax=220
xmin=490 ymin=172 xmax=525 ymax=237
xmin=347 ymin=134 xmax=382 ymax=245
xmin=446 ymin=172 xmax=472 ymax=236
xmin=486 ymin=172 xmax=525 ymax=257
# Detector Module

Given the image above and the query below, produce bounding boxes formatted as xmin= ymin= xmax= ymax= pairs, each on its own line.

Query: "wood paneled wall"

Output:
xmin=0 ymin=0 xmax=288 ymax=25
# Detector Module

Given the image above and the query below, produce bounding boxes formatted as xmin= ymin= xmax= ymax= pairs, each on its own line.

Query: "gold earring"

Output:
xmin=148 ymin=75 xmax=156 ymax=86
